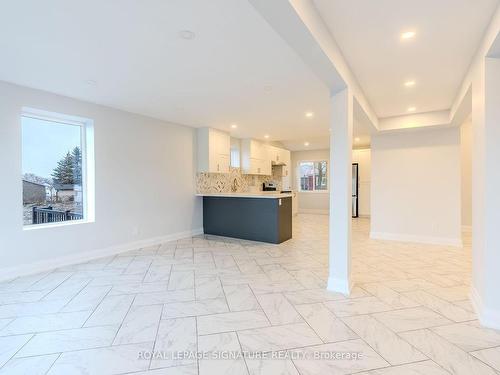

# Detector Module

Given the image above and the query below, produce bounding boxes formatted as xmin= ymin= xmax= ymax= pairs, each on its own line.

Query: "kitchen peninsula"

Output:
xmin=197 ymin=192 xmax=292 ymax=244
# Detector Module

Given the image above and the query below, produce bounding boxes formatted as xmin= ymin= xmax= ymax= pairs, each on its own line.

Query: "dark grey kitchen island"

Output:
xmin=197 ymin=192 xmax=293 ymax=244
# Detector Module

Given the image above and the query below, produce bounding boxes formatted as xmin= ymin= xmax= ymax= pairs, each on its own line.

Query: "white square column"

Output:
xmin=472 ymin=57 xmax=500 ymax=329
xmin=328 ymin=88 xmax=354 ymax=295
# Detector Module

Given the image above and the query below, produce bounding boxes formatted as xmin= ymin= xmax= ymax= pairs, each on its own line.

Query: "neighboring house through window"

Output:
xmin=298 ymin=160 xmax=328 ymax=192
xmin=21 ymin=108 xmax=94 ymax=227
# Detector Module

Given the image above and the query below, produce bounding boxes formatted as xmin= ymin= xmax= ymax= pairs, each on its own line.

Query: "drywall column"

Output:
xmin=328 ymin=88 xmax=353 ymax=294
xmin=473 ymin=57 xmax=500 ymax=329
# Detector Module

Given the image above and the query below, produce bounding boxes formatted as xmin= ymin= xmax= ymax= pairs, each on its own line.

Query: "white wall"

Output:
xmin=460 ymin=119 xmax=472 ymax=228
xmin=291 ymin=148 xmax=371 ymax=216
xmin=352 ymin=149 xmax=371 ymax=217
xmin=0 ymin=81 xmax=202 ymax=278
xmin=370 ymin=128 xmax=461 ymax=246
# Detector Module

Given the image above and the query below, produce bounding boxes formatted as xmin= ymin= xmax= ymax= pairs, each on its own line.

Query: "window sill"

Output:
xmin=23 ymin=219 xmax=94 ymax=231
xmin=298 ymin=190 xmax=329 ymax=194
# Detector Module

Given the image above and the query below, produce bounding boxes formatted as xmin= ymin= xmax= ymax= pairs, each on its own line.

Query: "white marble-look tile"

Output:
xmin=0 ymin=299 xmax=68 ymax=319
xmin=0 ymin=318 xmax=13 ymax=331
xmin=246 ymin=354 xmax=299 ymax=375
xmin=360 ymin=283 xmax=420 ymax=309
xmin=342 ymin=315 xmax=427 ymax=365
xmin=284 ymin=288 xmax=345 ymax=305
xmin=16 ymin=325 xmax=118 ymax=357
xmin=168 ymin=271 xmax=195 ymax=291
xmin=223 ymin=284 xmax=260 ymax=311
xmin=133 ymin=289 xmax=195 ymax=306
xmin=399 ymin=328 xmax=497 ymax=375
xmin=197 ymin=310 xmax=270 ymax=335
xmin=84 ymin=294 xmax=134 ymax=327
xmin=372 ymin=307 xmax=452 ymax=332
xmin=195 ymin=276 xmax=224 ymax=300
xmin=426 ymin=285 xmax=471 ymax=302
xmin=0 ymin=354 xmax=58 ymax=375
xmin=238 ymin=323 xmax=322 ymax=352
xmin=61 ymin=285 xmax=111 ymax=312
xmin=143 ymin=266 xmax=172 ymax=283
xmin=29 ymin=272 xmax=72 ymax=291
xmin=355 ymin=359 xmax=450 ymax=374
xmin=0 ymin=311 xmax=90 ymax=336
xmin=471 ymin=346 xmax=500 ymax=372
xmin=108 ymin=282 xmax=168 ymax=296
xmin=431 ymin=320 xmax=500 ymax=352
xmin=130 ymin=365 xmax=198 ymax=374
xmin=46 ymin=342 xmax=153 ymax=375
xmin=150 ymin=317 xmax=197 ymax=369
xmin=42 ymin=278 xmax=90 ymax=301
xmin=0 ymin=290 xmax=48 ymax=304
xmin=290 ymin=339 xmax=390 ymax=375
xmin=324 ymin=296 xmax=392 ymax=317
xmin=403 ymin=290 xmax=476 ymax=322
xmin=294 ymin=303 xmax=357 ymax=343
xmin=0 ymin=334 xmax=33 ymax=367
xmin=198 ymin=332 xmax=248 ymax=375
xmin=163 ymin=298 xmax=228 ymax=318
xmin=249 ymin=280 xmax=304 ymax=295
xmin=113 ymin=304 xmax=163 ymax=345
xmin=255 ymin=293 xmax=302 ymax=325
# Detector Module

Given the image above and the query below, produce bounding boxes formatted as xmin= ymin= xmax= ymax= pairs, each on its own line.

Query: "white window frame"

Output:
xmin=297 ymin=159 xmax=329 ymax=193
xmin=21 ymin=107 xmax=95 ymax=230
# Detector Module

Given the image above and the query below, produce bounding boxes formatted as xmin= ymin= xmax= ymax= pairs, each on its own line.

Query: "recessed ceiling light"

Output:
xmin=408 ymin=106 xmax=416 ymax=112
xmin=264 ymin=134 xmax=270 ymax=139
xmin=179 ymin=30 xmax=196 ymax=40
xmin=230 ymin=124 xmax=237 ymax=129
xmin=85 ymin=79 xmax=97 ymax=86
xmin=264 ymin=85 xmax=273 ymax=92
xmin=401 ymin=31 xmax=416 ymax=40
xmin=304 ymin=142 xmax=310 ymax=146
xmin=354 ymin=137 xmax=360 ymax=142
xmin=404 ymin=80 xmax=416 ymax=87
xmin=305 ymin=112 xmax=314 ymax=118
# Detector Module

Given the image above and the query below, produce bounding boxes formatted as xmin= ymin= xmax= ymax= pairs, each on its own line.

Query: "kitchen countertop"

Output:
xmin=196 ymin=192 xmax=293 ymax=199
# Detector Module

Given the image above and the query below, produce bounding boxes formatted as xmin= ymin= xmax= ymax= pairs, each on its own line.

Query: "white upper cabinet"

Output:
xmin=269 ymin=146 xmax=290 ymax=166
xmin=241 ymin=139 xmax=272 ymax=175
xmin=197 ymin=128 xmax=230 ymax=173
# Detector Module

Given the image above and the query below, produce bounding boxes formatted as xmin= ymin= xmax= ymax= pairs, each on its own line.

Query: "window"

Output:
xmin=298 ymin=161 xmax=328 ymax=192
xmin=22 ymin=109 xmax=94 ymax=228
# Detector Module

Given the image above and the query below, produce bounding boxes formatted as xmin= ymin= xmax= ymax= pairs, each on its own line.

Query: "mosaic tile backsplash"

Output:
xmin=196 ymin=167 xmax=282 ymax=193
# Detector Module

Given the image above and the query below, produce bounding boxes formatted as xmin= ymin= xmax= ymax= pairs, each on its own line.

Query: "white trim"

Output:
xmin=471 ymin=286 xmax=500 ymax=330
xmin=370 ymin=231 xmax=463 ymax=247
xmin=327 ymin=276 xmax=352 ymax=295
xmin=0 ymin=227 xmax=204 ymax=283
xmin=462 ymin=225 xmax=472 ymax=232
xmin=299 ymin=208 xmax=329 ymax=215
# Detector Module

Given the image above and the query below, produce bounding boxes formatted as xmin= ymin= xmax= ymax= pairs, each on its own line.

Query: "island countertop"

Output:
xmin=196 ymin=192 xmax=293 ymax=199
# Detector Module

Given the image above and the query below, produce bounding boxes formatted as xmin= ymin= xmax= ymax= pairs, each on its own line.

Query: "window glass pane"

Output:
xmin=314 ymin=161 xmax=328 ymax=190
xmin=22 ymin=116 xmax=84 ymax=226
xmin=300 ymin=162 xmax=314 ymax=191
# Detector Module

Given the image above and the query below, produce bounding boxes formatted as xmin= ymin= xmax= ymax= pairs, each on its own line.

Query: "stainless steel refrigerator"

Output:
xmin=352 ymin=163 xmax=359 ymax=218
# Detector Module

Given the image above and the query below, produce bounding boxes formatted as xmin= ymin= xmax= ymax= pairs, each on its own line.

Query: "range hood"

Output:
xmin=271 ymin=160 xmax=287 ymax=166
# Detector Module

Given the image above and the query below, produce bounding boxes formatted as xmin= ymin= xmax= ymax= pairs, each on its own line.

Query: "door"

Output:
xmin=352 ymin=163 xmax=359 ymax=218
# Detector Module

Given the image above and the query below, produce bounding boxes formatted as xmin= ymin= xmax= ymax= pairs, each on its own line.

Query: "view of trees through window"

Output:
xmin=299 ymin=161 xmax=328 ymax=191
xmin=22 ymin=115 xmax=85 ymax=226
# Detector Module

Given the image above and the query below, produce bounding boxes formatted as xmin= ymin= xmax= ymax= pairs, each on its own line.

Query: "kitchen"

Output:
xmin=195 ymin=127 xmax=297 ymax=244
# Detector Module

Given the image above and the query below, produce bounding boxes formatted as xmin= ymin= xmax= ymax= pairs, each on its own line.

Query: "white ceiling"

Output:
xmin=0 ymin=0 xmax=331 ymax=143
xmin=313 ymin=0 xmax=499 ymax=119
xmin=0 ymin=0 xmax=498 ymax=148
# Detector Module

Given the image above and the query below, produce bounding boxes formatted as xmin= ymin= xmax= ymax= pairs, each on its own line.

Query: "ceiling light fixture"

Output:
xmin=85 ymin=79 xmax=97 ymax=86
xmin=305 ymin=112 xmax=314 ymax=118
xmin=264 ymin=134 xmax=270 ymax=139
xmin=407 ymin=106 xmax=416 ymax=112
xmin=304 ymin=142 xmax=310 ymax=146
xmin=404 ymin=80 xmax=416 ymax=87
xmin=230 ymin=124 xmax=237 ymax=129
xmin=179 ymin=30 xmax=196 ymax=40
xmin=354 ymin=137 xmax=360 ymax=142
xmin=401 ymin=31 xmax=416 ymax=40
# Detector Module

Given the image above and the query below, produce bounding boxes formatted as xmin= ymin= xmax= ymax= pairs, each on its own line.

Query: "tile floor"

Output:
xmin=0 ymin=215 xmax=498 ymax=374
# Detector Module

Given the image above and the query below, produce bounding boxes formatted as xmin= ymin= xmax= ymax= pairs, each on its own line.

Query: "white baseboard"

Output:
xmin=0 ymin=227 xmax=204 ymax=283
xmin=327 ymin=276 xmax=353 ymax=295
xmin=471 ymin=286 xmax=500 ymax=330
xmin=299 ymin=208 xmax=329 ymax=215
xmin=370 ymin=231 xmax=462 ymax=247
